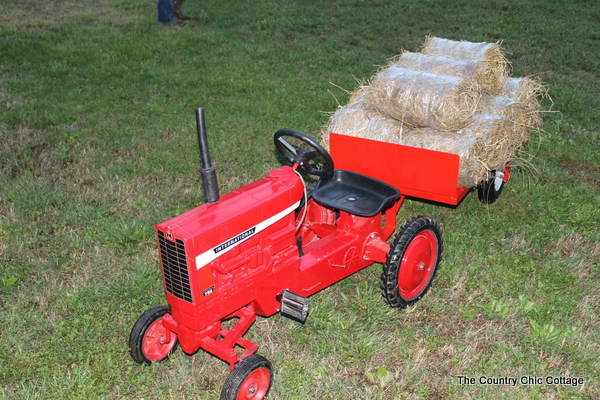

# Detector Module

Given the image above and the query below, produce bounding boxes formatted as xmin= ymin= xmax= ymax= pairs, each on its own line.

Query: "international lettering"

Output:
xmin=213 ymin=227 xmax=256 ymax=254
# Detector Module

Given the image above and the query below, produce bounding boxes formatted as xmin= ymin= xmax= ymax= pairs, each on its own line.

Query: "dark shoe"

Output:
xmin=174 ymin=0 xmax=191 ymax=20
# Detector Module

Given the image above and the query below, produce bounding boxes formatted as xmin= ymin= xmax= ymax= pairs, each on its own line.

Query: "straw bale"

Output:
xmin=326 ymin=105 xmax=522 ymax=187
xmin=327 ymin=104 xmax=402 ymax=144
xmin=502 ymin=77 xmax=545 ymax=131
xmin=422 ymin=37 xmax=509 ymax=93
xmin=503 ymin=77 xmax=545 ymax=106
xmin=400 ymin=127 xmax=476 ymax=159
xmin=324 ymin=36 xmax=546 ymax=188
xmin=458 ymin=114 xmax=518 ymax=185
xmin=397 ymin=115 xmax=515 ymax=187
xmin=397 ymin=126 xmax=477 ymax=186
xmin=423 ymin=37 xmax=507 ymax=62
xmin=365 ymin=65 xmax=480 ymax=131
xmin=346 ymin=89 xmax=369 ymax=108
xmin=478 ymin=96 xmax=529 ymax=139
xmin=394 ymin=52 xmax=506 ymax=94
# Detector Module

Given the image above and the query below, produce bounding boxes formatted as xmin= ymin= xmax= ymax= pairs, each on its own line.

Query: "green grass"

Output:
xmin=1 ymin=0 xmax=599 ymax=399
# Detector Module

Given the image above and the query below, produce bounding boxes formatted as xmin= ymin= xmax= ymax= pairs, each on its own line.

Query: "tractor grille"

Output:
xmin=157 ymin=230 xmax=193 ymax=303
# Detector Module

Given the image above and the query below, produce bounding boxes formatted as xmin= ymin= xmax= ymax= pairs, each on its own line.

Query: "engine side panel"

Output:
xmin=155 ymin=166 xmax=304 ymax=331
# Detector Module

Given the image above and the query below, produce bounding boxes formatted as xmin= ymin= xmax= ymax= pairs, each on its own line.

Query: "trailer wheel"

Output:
xmin=221 ymin=354 xmax=273 ymax=400
xmin=477 ymin=167 xmax=509 ymax=204
xmin=129 ymin=306 xmax=178 ymax=365
xmin=381 ymin=216 xmax=443 ymax=309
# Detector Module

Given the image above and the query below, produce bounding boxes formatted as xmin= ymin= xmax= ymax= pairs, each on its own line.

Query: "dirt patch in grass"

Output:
xmin=561 ymin=161 xmax=600 ymax=192
xmin=555 ymin=232 xmax=600 ymax=264
xmin=0 ymin=0 xmax=149 ymax=29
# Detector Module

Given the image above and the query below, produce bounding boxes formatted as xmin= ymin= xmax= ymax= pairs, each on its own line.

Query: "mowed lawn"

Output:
xmin=0 ymin=0 xmax=598 ymax=399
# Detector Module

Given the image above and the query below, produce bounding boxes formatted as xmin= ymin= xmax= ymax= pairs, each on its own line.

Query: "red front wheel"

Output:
xmin=381 ymin=216 xmax=443 ymax=309
xmin=220 ymin=354 xmax=273 ymax=400
xmin=129 ymin=306 xmax=179 ymax=365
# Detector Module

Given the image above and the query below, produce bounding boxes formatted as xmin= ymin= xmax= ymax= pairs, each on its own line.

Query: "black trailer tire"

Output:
xmin=477 ymin=169 xmax=506 ymax=204
xmin=129 ymin=306 xmax=178 ymax=365
xmin=220 ymin=354 xmax=273 ymax=400
xmin=381 ymin=216 xmax=443 ymax=309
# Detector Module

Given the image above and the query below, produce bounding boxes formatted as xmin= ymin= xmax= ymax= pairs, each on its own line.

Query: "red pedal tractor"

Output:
xmin=129 ymin=108 xmax=443 ymax=399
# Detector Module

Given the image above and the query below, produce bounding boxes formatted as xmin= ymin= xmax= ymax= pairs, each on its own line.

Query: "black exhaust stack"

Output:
xmin=195 ymin=108 xmax=220 ymax=204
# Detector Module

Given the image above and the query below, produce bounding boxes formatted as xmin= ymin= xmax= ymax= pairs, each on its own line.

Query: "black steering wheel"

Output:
xmin=274 ymin=129 xmax=334 ymax=178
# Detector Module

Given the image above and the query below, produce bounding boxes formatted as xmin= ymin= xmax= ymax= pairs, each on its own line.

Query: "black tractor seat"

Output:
xmin=312 ymin=170 xmax=401 ymax=217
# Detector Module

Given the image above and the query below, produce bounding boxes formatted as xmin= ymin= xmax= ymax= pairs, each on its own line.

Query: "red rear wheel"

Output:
xmin=382 ymin=216 xmax=443 ymax=309
xmin=221 ymin=354 xmax=273 ymax=400
xmin=129 ymin=306 xmax=178 ymax=365
xmin=398 ymin=229 xmax=438 ymax=300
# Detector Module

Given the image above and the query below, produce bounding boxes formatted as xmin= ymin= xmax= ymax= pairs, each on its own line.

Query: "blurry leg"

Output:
xmin=157 ymin=0 xmax=176 ymax=24
xmin=174 ymin=0 xmax=191 ymax=20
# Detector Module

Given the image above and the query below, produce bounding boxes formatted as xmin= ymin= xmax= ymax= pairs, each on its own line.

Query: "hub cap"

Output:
xmin=237 ymin=367 xmax=271 ymax=400
xmin=142 ymin=318 xmax=176 ymax=361
xmin=494 ymin=170 xmax=505 ymax=191
xmin=398 ymin=230 xmax=437 ymax=300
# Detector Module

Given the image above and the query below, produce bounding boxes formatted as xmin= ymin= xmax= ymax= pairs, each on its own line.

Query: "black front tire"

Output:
xmin=129 ymin=306 xmax=178 ymax=365
xmin=381 ymin=216 xmax=443 ymax=309
xmin=220 ymin=354 xmax=273 ymax=400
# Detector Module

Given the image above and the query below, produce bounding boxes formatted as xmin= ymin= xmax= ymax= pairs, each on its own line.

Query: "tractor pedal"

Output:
xmin=280 ymin=290 xmax=309 ymax=322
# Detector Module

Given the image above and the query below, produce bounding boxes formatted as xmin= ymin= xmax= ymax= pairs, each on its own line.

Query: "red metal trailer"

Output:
xmin=330 ymin=133 xmax=509 ymax=206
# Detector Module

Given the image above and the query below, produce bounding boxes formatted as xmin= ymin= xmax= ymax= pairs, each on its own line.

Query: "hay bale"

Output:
xmin=394 ymin=51 xmax=506 ymax=94
xmin=503 ymin=77 xmax=545 ymax=105
xmin=422 ymin=37 xmax=509 ymax=94
xmin=400 ymin=127 xmax=476 ymax=159
xmin=399 ymin=126 xmax=480 ymax=187
xmin=365 ymin=65 xmax=480 ymax=131
xmin=423 ymin=37 xmax=508 ymax=62
xmin=398 ymin=115 xmax=513 ymax=187
xmin=327 ymin=103 xmax=402 ymax=144
xmin=477 ymin=96 xmax=529 ymax=139
xmin=326 ymin=103 xmax=521 ymax=187
xmin=458 ymin=114 xmax=518 ymax=185
xmin=346 ymin=89 xmax=369 ymax=108
xmin=324 ymin=36 xmax=546 ymax=188
xmin=502 ymin=77 xmax=545 ymax=131
xmin=326 ymin=101 xmax=488 ymax=187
